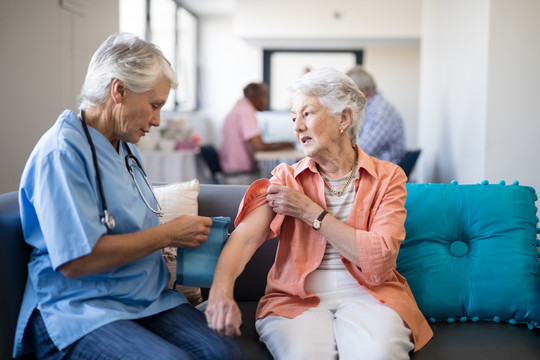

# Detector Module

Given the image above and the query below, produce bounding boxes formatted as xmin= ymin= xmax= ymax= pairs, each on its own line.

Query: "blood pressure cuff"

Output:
xmin=176 ymin=216 xmax=231 ymax=288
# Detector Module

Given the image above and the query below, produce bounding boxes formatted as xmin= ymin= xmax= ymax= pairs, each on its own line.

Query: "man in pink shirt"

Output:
xmin=219 ymin=83 xmax=294 ymax=183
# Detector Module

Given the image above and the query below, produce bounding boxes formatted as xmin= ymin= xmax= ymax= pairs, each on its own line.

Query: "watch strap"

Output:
xmin=313 ymin=210 xmax=329 ymax=230
xmin=317 ymin=210 xmax=329 ymax=222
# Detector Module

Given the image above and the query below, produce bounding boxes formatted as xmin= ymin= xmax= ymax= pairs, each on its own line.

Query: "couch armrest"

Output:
xmin=0 ymin=191 xmax=31 ymax=360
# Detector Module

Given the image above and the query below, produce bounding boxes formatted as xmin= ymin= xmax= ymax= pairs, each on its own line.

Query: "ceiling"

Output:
xmin=179 ymin=0 xmax=237 ymax=16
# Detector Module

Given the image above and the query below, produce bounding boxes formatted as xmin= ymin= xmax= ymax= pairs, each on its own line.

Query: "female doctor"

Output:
xmin=14 ymin=33 xmax=245 ymax=360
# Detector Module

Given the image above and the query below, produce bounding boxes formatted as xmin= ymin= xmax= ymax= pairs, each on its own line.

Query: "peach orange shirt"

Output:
xmin=235 ymin=146 xmax=433 ymax=352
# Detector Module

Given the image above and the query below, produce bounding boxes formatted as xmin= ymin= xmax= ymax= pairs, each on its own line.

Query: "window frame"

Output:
xmin=136 ymin=0 xmax=201 ymax=111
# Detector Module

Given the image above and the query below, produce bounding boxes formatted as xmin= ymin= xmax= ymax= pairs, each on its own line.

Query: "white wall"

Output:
xmin=484 ymin=0 xmax=540 ymax=191
xmin=417 ymin=0 xmax=489 ymax=184
xmin=0 ymin=0 xmax=119 ymax=194
xmin=417 ymin=0 xmax=540 ymax=197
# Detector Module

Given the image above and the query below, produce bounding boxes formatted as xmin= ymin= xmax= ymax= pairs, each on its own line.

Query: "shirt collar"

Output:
xmin=293 ymin=145 xmax=378 ymax=180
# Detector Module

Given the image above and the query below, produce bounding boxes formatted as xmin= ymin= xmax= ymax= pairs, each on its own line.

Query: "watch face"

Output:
xmin=313 ymin=220 xmax=321 ymax=230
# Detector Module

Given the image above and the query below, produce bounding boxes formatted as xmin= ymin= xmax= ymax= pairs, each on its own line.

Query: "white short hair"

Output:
xmin=288 ymin=67 xmax=366 ymax=146
xmin=78 ymin=32 xmax=177 ymax=110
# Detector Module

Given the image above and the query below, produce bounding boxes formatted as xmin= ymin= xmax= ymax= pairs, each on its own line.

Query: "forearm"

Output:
xmin=58 ymin=214 xmax=212 ymax=278
xmin=206 ymin=204 xmax=273 ymax=336
xmin=211 ymin=206 xmax=272 ymax=295
xmin=58 ymin=226 xmax=168 ymax=278
xmin=269 ymin=190 xmax=361 ymax=267
xmin=318 ymin=215 xmax=361 ymax=267
xmin=345 ymin=170 xmax=407 ymax=279
xmin=249 ymin=135 xmax=294 ymax=152
xmin=266 ymin=141 xmax=295 ymax=150
xmin=210 ymin=235 xmax=257 ymax=297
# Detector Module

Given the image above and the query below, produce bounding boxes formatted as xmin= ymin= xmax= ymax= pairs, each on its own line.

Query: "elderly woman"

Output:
xmin=206 ymin=68 xmax=432 ymax=359
xmin=14 ymin=33 xmax=245 ymax=360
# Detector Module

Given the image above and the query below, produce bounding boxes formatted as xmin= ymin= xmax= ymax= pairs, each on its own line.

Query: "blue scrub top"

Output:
xmin=14 ymin=110 xmax=187 ymax=357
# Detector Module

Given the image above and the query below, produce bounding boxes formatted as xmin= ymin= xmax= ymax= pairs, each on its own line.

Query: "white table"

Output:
xmin=139 ymin=149 xmax=200 ymax=183
xmin=255 ymin=149 xmax=305 ymax=178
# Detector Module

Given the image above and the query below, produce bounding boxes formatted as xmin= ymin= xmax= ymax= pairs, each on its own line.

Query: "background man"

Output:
xmin=220 ymin=82 xmax=295 ymax=184
xmin=346 ymin=66 xmax=406 ymax=164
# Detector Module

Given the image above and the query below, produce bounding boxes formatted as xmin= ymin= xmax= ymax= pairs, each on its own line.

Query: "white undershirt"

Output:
xmin=318 ymin=169 xmax=358 ymax=270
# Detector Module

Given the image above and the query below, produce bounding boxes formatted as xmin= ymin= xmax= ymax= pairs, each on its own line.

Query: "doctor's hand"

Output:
xmin=206 ymin=286 xmax=242 ymax=337
xmin=162 ymin=215 xmax=212 ymax=249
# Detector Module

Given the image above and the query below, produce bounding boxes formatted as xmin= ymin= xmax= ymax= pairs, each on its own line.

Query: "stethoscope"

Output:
xmin=80 ymin=110 xmax=164 ymax=230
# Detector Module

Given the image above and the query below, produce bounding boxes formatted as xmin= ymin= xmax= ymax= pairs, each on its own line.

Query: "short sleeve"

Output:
xmin=25 ymin=150 xmax=106 ymax=269
xmin=235 ymin=178 xmax=285 ymax=238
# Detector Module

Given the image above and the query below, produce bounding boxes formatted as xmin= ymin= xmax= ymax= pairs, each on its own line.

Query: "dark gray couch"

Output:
xmin=1 ymin=185 xmax=539 ymax=359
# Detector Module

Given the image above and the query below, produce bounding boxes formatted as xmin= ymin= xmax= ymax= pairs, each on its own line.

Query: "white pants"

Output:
xmin=255 ymin=270 xmax=414 ymax=360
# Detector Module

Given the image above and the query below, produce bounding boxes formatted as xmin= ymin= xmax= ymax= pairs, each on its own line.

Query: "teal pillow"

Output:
xmin=397 ymin=181 xmax=540 ymax=329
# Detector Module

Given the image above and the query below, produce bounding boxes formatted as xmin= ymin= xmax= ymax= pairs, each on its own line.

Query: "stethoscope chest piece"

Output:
xmin=101 ymin=209 xmax=116 ymax=230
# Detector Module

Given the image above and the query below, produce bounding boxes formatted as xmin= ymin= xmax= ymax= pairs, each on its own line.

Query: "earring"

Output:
xmin=340 ymin=128 xmax=344 ymax=134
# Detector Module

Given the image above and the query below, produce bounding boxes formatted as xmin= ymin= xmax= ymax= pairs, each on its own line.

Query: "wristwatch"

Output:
xmin=312 ymin=210 xmax=328 ymax=230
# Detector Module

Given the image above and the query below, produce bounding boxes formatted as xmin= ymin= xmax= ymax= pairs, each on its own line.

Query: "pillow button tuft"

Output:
xmin=449 ymin=240 xmax=469 ymax=257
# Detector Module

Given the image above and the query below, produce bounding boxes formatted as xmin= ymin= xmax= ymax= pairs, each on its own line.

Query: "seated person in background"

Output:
xmin=346 ymin=65 xmax=406 ymax=164
xmin=13 ymin=32 xmax=245 ymax=360
xmin=219 ymin=82 xmax=295 ymax=184
xmin=206 ymin=68 xmax=432 ymax=359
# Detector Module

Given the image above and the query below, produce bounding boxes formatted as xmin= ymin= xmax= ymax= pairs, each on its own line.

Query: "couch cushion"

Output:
xmin=411 ymin=322 xmax=540 ymax=359
xmin=397 ymin=181 xmax=540 ymax=329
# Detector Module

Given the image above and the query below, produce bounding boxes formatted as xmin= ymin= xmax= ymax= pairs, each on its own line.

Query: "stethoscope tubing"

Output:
xmin=80 ymin=110 xmax=116 ymax=230
xmin=80 ymin=110 xmax=163 ymax=230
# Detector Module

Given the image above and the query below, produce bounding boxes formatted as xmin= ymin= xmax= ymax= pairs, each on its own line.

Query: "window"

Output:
xmin=119 ymin=0 xmax=199 ymax=111
xmin=263 ymin=49 xmax=363 ymax=110
xmin=175 ymin=7 xmax=198 ymax=111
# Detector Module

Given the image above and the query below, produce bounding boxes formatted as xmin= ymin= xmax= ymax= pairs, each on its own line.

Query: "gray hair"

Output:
xmin=346 ymin=65 xmax=377 ymax=94
xmin=287 ymin=67 xmax=365 ymax=146
xmin=78 ymin=32 xmax=178 ymax=110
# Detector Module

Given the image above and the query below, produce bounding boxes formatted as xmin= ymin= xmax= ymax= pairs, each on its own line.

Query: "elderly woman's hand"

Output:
xmin=266 ymin=185 xmax=322 ymax=224
xmin=206 ymin=286 xmax=242 ymax=337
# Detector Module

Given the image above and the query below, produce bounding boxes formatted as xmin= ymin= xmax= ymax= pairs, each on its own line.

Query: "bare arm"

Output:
xmin=58 ymin=214 xmax=212 ymax=278
xmin=248 ymin=135 xmax=295 ymax=152
xmin=206 ymin=203 xmax=274 ymax=336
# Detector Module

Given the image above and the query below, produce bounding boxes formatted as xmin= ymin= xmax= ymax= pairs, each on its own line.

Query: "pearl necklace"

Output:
xmin=319 ymin=149 xmax=358 ymax=197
